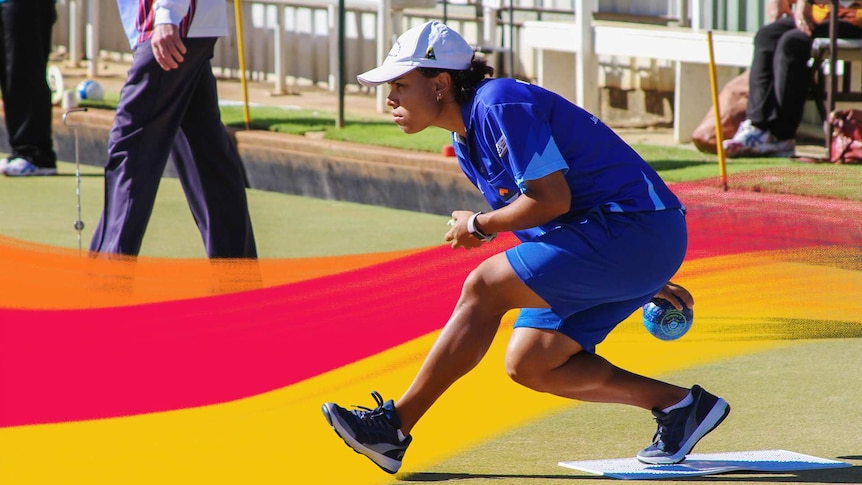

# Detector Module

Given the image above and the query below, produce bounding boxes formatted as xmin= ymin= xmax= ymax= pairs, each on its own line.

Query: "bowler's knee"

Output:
xmin=504 ymin=352 xmax=550 ymax=392
xmin=458 ymin=262 xmax=510 ymax=315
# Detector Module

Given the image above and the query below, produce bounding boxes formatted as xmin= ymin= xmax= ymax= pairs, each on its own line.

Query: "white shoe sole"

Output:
xmin=3 ymin=168 xmax=58 ymax=177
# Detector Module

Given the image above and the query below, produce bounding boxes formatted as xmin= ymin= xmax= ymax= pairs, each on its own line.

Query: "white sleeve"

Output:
xmin=153 ymin=0 xmax=191 ymax=26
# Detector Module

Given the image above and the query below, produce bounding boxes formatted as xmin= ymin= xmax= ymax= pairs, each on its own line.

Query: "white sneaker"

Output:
xmin=2 ymin=157 xmax=58 ymax=176
xmin=0 ymin=157 xmax=8 ymax=172
xmin=722 ymin=120 xmax=795 ymax=158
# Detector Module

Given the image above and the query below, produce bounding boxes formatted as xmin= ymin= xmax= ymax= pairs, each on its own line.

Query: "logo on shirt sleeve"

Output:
xmin=495 ymin=135 xmax=508 ymax=158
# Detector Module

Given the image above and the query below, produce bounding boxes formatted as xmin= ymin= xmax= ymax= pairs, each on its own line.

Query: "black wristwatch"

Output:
xmin=467 ymin=212 xmax=496 ymax=242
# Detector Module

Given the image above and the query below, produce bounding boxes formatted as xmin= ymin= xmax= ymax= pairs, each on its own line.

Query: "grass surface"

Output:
xmin=4 ymin=124 xmax=860 ymax=484
xmin=77 ymin=99 xmax=862 ymax=202
xmin=633 ymin=143 xmax=862 ymax=201
xmin=0 ymin=161 xmax=450 ymax=258
xmin=4 ymin=138 xmax=861 ymax=258
xmin=220 ymin=104 xmax=454 ymax=153
xmin=51 ymin=84 xmax=861 ymax=485
xmin=391 ymin=338 xmax=862 ymax=484
xmin=80 ymin=100 xmax=454 ymax=153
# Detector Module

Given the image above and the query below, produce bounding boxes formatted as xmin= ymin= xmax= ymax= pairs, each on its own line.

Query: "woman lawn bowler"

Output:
xmin=322 ymin=21 xmax=730 ymax=474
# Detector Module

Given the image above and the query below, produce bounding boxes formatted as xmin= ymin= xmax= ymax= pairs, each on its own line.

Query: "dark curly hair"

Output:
xmin=417 ymin=57 xmax=495 ymax=105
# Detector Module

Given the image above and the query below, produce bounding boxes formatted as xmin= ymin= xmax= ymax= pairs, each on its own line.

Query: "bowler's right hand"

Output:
xmin=653 ymin=282 xmax=694 ymax=310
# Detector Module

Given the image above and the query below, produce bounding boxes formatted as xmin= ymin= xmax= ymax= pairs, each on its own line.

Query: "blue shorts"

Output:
xmin=505 ymin=209 xmax=687 ymax=353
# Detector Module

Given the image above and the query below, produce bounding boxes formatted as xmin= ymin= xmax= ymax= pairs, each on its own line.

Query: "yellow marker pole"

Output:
xmin=706 ymin=30 xmax=728 ymax=191
xmin=233 ymin=0 xmax=251 ymax=130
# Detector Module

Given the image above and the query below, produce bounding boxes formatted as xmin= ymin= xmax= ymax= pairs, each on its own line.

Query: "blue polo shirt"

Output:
xmin=453 ymin=78 xmax=683 ymax=241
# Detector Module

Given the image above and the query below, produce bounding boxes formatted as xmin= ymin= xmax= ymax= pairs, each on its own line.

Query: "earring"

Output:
xmin=436 ymin=92 xmax=442 ymax=102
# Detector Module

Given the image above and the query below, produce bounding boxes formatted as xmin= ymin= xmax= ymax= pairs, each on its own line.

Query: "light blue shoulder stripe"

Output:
xmin=521 ymin=136 xmax=567 ymax=192
xmin=642 ymin=171 xmax=666 ymax=210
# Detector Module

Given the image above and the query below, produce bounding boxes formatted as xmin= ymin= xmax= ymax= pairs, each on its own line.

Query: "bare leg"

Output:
xmin=394 ymin=252 xmax=689 ymax=436
xmin=505 ymin=327 xmax=688 ymax=410
xmin=395 ymin=253 xmax=550 ymax=435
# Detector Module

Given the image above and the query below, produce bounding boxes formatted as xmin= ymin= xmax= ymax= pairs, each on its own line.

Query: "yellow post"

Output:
xmin=706 ymin=30 xmax=728 ymax=191
xmin=233 ymin=0 xmax=251 ymax=130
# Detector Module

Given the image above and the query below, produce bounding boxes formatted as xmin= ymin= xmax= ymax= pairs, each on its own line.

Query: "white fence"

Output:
xmin=51 ymin=0 xmax=512 ymax=93
xmin=51 ymin=0 xmax=763 ymax=91
xmin=51 ymin=0 xmax=767 ymax=138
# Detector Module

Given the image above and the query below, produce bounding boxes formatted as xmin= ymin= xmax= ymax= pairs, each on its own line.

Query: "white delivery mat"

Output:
xmin=558 ymin=449 xmax=850 ymax=480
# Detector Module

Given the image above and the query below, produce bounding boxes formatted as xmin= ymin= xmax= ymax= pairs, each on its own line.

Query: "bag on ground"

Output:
xmin=691 ymin=70 xmax=750 ymax=154
xmin=828 ymin=108 xmax=862 ymax=164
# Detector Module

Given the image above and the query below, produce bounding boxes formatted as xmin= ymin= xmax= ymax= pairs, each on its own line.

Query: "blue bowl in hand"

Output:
xmin=642 ymin=298 xmax=693 ymax=341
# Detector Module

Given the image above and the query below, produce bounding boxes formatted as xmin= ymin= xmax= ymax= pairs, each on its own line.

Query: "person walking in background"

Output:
xmin=89 ymin=0 xmax=257 ymax=258
xmin=724 ymin=0 xmax=862 ymax=157
xmin=321 ymin=21 xmax=730 ymax=474
xmin=0 ymin=0 xmax=58 ymax=176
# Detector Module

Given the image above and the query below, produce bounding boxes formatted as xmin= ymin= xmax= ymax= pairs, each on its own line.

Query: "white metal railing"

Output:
xmin=51 ymin=0 xmax=760 ymax=97
xmin=52 ymin=0 xmax=487 ymax=91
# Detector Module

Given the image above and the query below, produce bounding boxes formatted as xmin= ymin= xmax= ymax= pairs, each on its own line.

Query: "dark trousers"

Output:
xmin=89 ymin=37 xmax=257 ymax=258
xmin=0 ymin=0 xmax=57 ymax=168
xmin=748 ymin=16 xmax=862 ymax=140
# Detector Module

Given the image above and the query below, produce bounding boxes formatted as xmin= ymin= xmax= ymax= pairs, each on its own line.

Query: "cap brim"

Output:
xmin=356 ymin=63 xmax=418 ymax=87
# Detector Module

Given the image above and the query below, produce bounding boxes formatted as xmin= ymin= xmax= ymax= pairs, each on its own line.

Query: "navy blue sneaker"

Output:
xmin=637 ymin=385 xmax=730 ymax=464
xmin=322 ymin=391 xmax=411 ymax=474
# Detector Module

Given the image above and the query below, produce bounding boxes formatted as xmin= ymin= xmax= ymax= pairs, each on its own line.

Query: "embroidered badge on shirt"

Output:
xmin=495 ymin=136 xmax=508 ymax=158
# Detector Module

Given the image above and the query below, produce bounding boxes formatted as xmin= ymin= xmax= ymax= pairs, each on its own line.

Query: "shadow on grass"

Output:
xmin=647 ymin=160 xmax=717 ymax=171
xmin=53 ymin=173 xmax=103 ymax=178
xmin=226 ymin=117 xmax=394 ymax=130
xmin=398 ymin=472 xmax=588 ymax=482
xmin=226 ymin=116 xmax=335 ymax=133
xmin=398 ymin=465 xmax=862 ymax=482
xmin=4 ymin=173 xmax=103 ymax=179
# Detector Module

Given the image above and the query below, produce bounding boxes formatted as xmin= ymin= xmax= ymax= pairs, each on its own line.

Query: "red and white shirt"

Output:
xmin=117 ymin=0 xmax=228 ymax=49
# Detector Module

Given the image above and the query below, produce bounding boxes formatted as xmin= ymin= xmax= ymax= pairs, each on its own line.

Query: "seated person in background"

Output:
xmin=724 ymin=0 xmax=862 ymax=157
xmin=768 ymin=0 xmax=794 ymax=21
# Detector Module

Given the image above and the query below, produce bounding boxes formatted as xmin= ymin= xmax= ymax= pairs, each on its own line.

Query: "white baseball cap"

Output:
xmin=357 ymin=21 xmax=474 ymax=87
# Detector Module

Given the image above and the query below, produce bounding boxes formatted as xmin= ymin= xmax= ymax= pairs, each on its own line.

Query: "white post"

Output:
xmin=677 ymin=0 xmax=689 ymax=27
xmin=481 ymin=0 xmax=499 ymax=73
xmin=691 ymin=0 xmax=703 ymax=31
xmin=274 ymin=4 xmax=286 ymax=94
xmin=86 ymin=0 xmax=100 ymax=77
xmin=328 ymin=4 xmax=336 ymax=91
xmin=375 ymin=0 xmax=392 ymax=112
xmin=574 ymin=0 xmax=598 ymax=114
xmin=68 ymin=0 xmax=82 ymax=67
xmin=483 ymin=2 xmax=498 ymax=49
